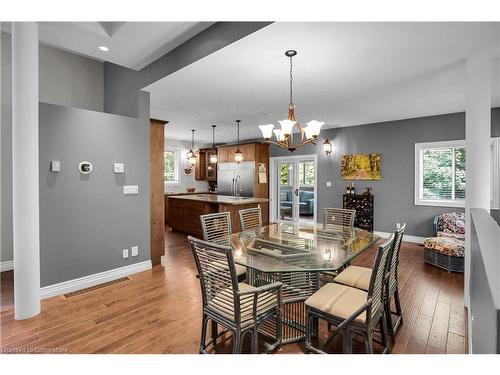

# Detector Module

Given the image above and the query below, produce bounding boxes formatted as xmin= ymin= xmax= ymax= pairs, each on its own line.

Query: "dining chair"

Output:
xmin=200 ymin=212 xmax=246 ymax=281
xmin=319 ymin=208 xmax=357 ymax=286
xmin=323 ymin=208 xmax=356 ymax=231
xmin=238 ymin=205 xmax=262 ymax=232
xmin=188 ymin=236 xmax=283 ymax=354
xmin=304 ymin=234 xmax=394 ymax=354
xmin=333 ymin=223 xmax=406 ymax=339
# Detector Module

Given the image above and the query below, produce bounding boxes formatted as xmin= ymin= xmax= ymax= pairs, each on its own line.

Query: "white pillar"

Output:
xmin=464 ymin=50 xmax=492 ymax=308
xmin=12 ymin=22 xmax=40 ymax=320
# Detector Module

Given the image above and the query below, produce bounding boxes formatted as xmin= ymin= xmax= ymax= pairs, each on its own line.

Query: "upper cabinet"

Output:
xmin=195 ymin=148 xmax=216 ymax=181
xmin=216 ymin=143 xmax=258 ymax=163
xmin=195 ymin=143 xmax=268 ymax=181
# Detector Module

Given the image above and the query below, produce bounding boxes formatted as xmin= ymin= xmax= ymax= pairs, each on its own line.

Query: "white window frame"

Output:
xmin=414 ymin=138 xmax=500 ymax=209
xmin=164 ymin=148 xmax=181 ymax=187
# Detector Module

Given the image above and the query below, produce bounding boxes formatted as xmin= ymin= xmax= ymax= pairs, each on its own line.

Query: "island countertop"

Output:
xmin=168 ymin=193 xmax=269 ymax=206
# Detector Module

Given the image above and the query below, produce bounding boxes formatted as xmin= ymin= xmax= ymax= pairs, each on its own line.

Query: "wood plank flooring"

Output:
xmin=0 ymin=228 xmax=466 ymax=354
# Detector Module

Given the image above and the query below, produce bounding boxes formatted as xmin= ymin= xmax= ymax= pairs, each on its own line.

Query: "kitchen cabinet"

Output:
xmin=216 ymin=142 xmax=259 ymax=163
xmin=194 ymin=148 xmax=217 ymax=181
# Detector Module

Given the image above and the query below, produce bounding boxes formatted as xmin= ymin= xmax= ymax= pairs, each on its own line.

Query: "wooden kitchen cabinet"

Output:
xmin=195 ymin=148 xmax=217 ymax=181
xmin=216 ymin=142 xmax=259 ymax=163
xmin=194 ymin=151 xmax=206 ymax=181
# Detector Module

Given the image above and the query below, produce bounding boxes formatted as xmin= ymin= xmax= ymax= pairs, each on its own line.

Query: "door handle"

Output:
xmin=295 ymin=188 xmax=298 ymax=196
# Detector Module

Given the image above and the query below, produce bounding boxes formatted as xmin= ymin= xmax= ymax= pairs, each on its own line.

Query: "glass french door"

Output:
xmin=274 ymin=158 xmax=316 ymax=224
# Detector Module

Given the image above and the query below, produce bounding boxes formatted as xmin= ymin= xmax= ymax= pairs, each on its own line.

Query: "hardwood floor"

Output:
xmin=0 ymin=228 xmax=466 ymax=354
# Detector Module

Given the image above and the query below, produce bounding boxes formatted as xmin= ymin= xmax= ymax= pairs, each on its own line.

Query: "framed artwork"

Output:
xmin=341 ymin=153 xmax=381 ymax=180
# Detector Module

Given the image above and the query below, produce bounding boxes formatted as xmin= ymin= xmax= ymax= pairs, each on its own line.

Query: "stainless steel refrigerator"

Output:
xmin=217 ymin=161 xmax=255 ymax=197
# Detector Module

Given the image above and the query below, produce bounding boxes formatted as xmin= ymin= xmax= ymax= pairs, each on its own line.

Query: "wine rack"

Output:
xmin=343 ymin=193 xmax=374 ymax=232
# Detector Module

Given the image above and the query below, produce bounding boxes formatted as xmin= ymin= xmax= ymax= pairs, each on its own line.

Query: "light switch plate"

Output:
xmin=114 ymin=163 xmax=124 ymax=173
xmin=131 ymin=246 xmax=138 ymax=256
xmin=326 ymin=181 xmax=332 ymax=187
xmin=122 ymin=249 xmax=129 ymax=258
xmin=123 ymin=185 xmax=139 ymax=195
xmin=51 ymin=160 xmax=61 ymax=172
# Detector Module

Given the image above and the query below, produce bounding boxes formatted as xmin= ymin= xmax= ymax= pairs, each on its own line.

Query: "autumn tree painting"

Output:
xmin=341 ymin=153 xmax=381 ymax=180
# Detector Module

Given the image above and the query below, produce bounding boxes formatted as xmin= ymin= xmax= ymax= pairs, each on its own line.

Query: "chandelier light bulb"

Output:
xmin=304 ymin=120 xmax=325 ymax=139
xmin=259 ymin=124 xmax=275 ymax=140
xmin=273 ymin=129 xmax=285 ymax=142
xmin=278 ymin=119 xmax=296 ymax=136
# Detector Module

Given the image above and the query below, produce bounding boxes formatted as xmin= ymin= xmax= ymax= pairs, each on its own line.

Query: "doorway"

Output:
xmin=270 ymin=154 xmax=317 ymax=224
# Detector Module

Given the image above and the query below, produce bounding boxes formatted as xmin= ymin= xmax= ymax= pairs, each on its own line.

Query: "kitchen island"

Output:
xmin=168 ymin=194 xmax=269 ymax=237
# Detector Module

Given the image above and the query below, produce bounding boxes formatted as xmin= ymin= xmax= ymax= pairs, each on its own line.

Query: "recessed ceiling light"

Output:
xmin=98 ymin=46 xmax=109 ymax=52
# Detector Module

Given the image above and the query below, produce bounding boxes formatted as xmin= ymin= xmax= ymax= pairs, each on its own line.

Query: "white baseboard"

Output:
xmin=40 ymin=260 xmax=152 ymax=300
xmin=0 ymin=260 xmax=14 ymax=272
xmin=374 ymin=231 xmax=425 ymax=245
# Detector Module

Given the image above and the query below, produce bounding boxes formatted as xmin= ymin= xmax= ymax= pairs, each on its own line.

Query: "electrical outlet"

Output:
xmin=122 ymin=249 xmax=129 ymax=258
xmin=326 ymin=181 xmax=332 ymax=187
xmin=131 ymin=246 xmax=138 ymax=256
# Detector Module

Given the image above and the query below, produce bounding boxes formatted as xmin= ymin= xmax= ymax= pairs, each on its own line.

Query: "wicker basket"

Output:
xmin=424 ymin=247 xmax=464 ymax=273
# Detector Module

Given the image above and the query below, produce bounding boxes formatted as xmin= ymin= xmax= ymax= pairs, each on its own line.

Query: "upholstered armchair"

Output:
xmin=423 ymin=212 xmax=465 ymax=272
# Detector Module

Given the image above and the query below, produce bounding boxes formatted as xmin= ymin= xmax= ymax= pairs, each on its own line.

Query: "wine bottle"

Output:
xmin=351 ymin=183 xmax=356 ymax=195
xmin=346 ymin=185 xmax=351 ymax=195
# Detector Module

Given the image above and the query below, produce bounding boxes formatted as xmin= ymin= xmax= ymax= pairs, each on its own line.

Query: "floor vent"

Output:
xmin=63 ymin=277 xmax=131 ymax=298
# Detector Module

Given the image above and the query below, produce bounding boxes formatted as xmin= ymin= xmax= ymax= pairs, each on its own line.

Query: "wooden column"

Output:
xmin=150 ymin=118 xmax=168 ymax=266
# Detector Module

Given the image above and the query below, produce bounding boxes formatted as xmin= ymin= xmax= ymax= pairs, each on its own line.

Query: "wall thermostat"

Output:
xmin=78 ymin=161 xmax=93 ymax=174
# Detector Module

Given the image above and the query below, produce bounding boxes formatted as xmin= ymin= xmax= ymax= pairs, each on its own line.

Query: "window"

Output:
xmin=415 ymin=139 xmax=499 ymax=208
xmin=298 ymin=161 xmax=315 ymax=187
xmin=164 ymin=149 xmax=180 ymax=185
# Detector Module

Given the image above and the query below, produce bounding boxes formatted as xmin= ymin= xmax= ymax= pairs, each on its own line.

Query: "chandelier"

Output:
xmin=259 ymin=50 xmax=324 ymax=152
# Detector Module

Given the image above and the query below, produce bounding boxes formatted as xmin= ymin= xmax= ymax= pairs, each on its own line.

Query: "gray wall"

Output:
xmin=270 ymin=109 xmax=500 ymax=237
xmin=39 ymin=43 xmax=104 ymax=112
xmin=104 ymin=22 xmax=271 ymax=117
xmin=39 ymin=98 xmax=150 ymax=287
xmin=1 ymin=32 xmax=105 ymax=263
xmin=1 ymin=31 xmax=13 ymax=263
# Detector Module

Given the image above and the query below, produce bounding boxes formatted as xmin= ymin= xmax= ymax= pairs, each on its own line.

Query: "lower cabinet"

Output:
xmin=168 ymin=198 xmax=269 ymax=237
xmin=168 ymin=198 xmax=217 ymax=238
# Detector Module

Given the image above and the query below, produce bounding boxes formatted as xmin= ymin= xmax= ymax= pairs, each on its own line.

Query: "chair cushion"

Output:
xmin=305 ymin=283 xmax=368 ymax=323
xmin=207 ymin=283 xmax=277 ymax=327
xmin=437 ymin=212 xmax=465 ymax=235
xmin=333 ymin=266 xmax=372 ymax=291
xmin=437 ymin=231 xmax=465 ymax=241
xmin=424 ymin=236 xmax=465 ymax=257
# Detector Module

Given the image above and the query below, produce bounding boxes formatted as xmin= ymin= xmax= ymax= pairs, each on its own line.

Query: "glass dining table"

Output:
xmin=228 ymin=222 xmax=380 ymax=344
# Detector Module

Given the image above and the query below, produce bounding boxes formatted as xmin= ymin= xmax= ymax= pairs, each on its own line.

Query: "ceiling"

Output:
xmin=2 ymin=22 xmax=214 ymax=70
xmin=144 ymin=22 xmax=500 ymax=144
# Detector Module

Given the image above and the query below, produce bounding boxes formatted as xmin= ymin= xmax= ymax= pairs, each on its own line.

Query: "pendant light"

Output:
xmin=234 ymin=120 xmax=243 ymax=163
xmin=209 ymin=125 xmax=218 ymax=164
xmin=188 ymin=129 xmax=197 ymax=166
